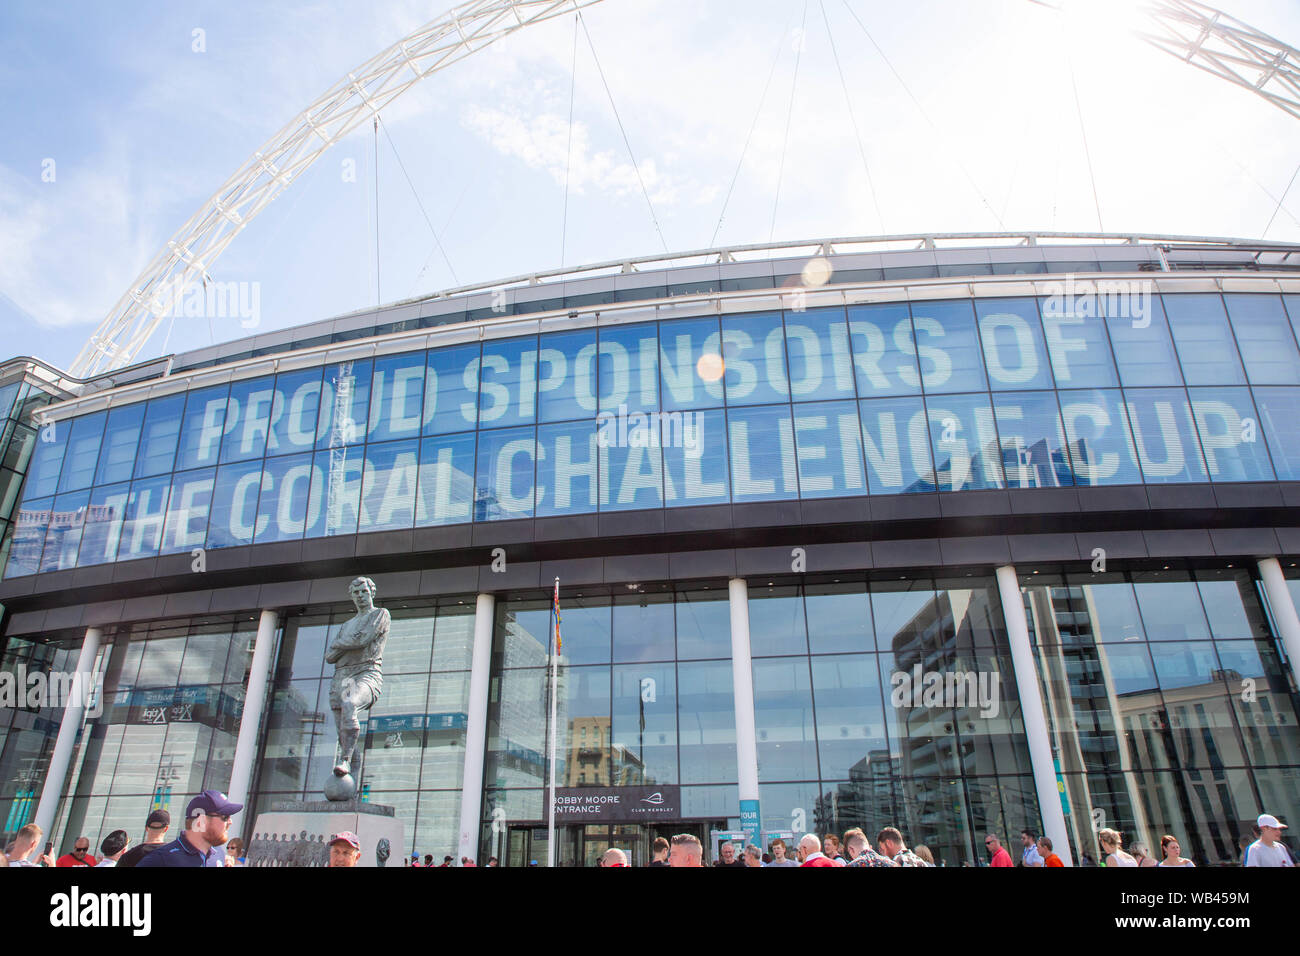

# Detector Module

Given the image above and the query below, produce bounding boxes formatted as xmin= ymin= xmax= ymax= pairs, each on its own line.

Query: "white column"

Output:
xmin=227 ymin=609 xmax=279 ymax=812
xmin=457 ymin=592 xmax=496 ymax=863
xmin=1257 ymin=558 xmax=1300 ymax=689
xmin=995 ymin=565 xmax=1073 ymax=866
xmin=728 ymin=578 xmax=761 ymax=838
xmin=34 ymin=626 xmax=102 ymax=838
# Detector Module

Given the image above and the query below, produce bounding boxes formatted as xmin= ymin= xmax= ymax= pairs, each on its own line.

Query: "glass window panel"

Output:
xmin=858 ymin=395 xmax=934 ymax=493
xmin=599 ymin=435 xmax=663 ymax=512
xmin=206 ymin=460 xmax=264 ymax=549
xmin=924 ymin=392 xmax=1004 ymax=491
xmin=266 ymin=367 xmax=325 ymax=455
xmin=57 ymin=412 xmax=107 ymax=493
xmin=558 ymin=598 xmax=612 ymax=667
xmin=938 ymin=580 xmax=1007 ymax=650
xmin=877 ymin=648 xmax=960 ymax=779
xmin=134 ymin=394 xmax=185 ymax=478
xmin=383 ymin=609 xmax=436 ymax=674
xmin=612 ymin=594 xmax=675 ymax=663
xmin=1162 ymin=294 xmax=1246 ymax=385
xmin=783 ymin=307 xmax=856 ymax=403
xmin=1037 ymin=295 xmax=1118 ymax=387
xmin=219 ymin=376 xmax=276 ymax=463
xmin=534 ymin=420 xmax=598 ymax=517
xmin=975 ymin=298 xmax=1053 ymax=390
xmin=23 ymin=416 xmax=68 ymax=500
xmin=749 ymin=585 xmax=808 ymax=657
xmin=908 ymin=298 xmax=986 ymax=393
xmin=1132 ymin=572 xmax=1211 ymax=641
xmin=1188 ymin=387 xmax=1273 ymax=481
xmin=663 ymin=407 xmax=728 ymax=508
xmin=658 ymin=317 xmax=724 ymax=412
xmin=415 ymin=431 xmax=475 ymax=527
xmin=477 ymin=336 xmax=537 ymax=429
xmin=848 ymin=301 xmax=921 ymax=398
xmin=598 ymin=323 xmax=659 ymax=415
xmin=677 ymin=660 xmax=736 ymax=784
xmin=494 ymin=602 xmax=552 ymax=670
xmin=174 ymin=384 xmax=230 ymax=471
xmin=612 ymin=663 xmax=676 ymax=785
xmin=359 ymin=439 xmax=419 ymax=533
xmin=675 ymin=589 xmax=731 ymax=661
xmin=555 ymin=664 xmax=611 ymax=787
xmin=1058 ymin=388 xmax=1143 ymax=486
xmin=792 ymin=400 xmax=867 ymax=498
xmin=421 ymin=671 xmax=469 ymax=790
xmin=1065 ymin=573 xmax=1148 ymax=643
xmin=805 ymin=581 xmax=873 ymax=655
xmin=752 ymin=657 xmax=818 ymax=782
xmin=1105 ymin=293 xmax=1182 ymax=386
xmin=871 ymin=580 xmax=939 ymax=654
xmin=811 ymin=654 xmax=888 ymax=780
xmin=305 ymin=447 xmax=361 ymax=538
xmin=0 ymin=382 xmax=18 ymax=422
xmin=275 ymin=619 xmax=328 ymax=685
xmin=177 ymin=625 xmax=233 ymax=686
xmin=722 ymin=312 xmax=789 ymax=406
xmin=1124 ymin=388 xmax=1208 ymax=483
xmin=423 ymin=344 xmax=481 ymax=435
xmin=39 ymin=490 xmax=88 ymax=572
xmin=253 ymin=453 xmax=314 ymax=543
xmin=431 ymin=605 xmax=475 ymax=672
xmin=1214 ymin=640 xmax=1300 ymax=769
xmin=475 ymin=426 xmax=536 ymax=521
xmin=727 ymin=404 xmax=798 ymax=501
xmin=1223 ymin=293 xmax=1300 ymax=385
xmin=992 ymin=390 xmax=1074 ymax=489
xmin=160 ymin=467 xmax=216 ymax=554
xmin=77 ymin=482 xmax=129 ymax=567
xmin=362 ymin=671 xmax=430 ymax=792
xmin=94 ymin=403 xmax=145 ymax=487
xmin=117 ymin=475 xmax=171 ymax=560
xmin=1149 ymin=642 xmax=1247 ymax=767
xmin=315 ymin=358 xmax=374 ymax=450
xmin=537 ymin=330 xmax=597 ymax=423
xmin=1195 ymin=569 xmax=1271 ymax=640
xmin=1253 ymin=387 xmax=1300 ymax=480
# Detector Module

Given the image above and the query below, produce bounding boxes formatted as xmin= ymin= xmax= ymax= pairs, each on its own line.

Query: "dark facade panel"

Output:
xmin=162 ymin=590 xmax=212 ymax=618
xmin=869 ymin=494 xmax=942 ymax=522
xmin=1076 ymin=485 xmax=1149 ymax=512
xmin=1146 ymin=485 xmax=1218 ymax=512
xmin=473 ymin=520 xmax=534 ymax=548
xmin=1008 ymin=533 xmax=1082 ymax=563
xmin=1081 ymin=531 xmax=1149 ymax=560
xmin=597 ymin=510 xmax=664 ymax=538
xmin=731 ymin=501 xmax=801 ymax=530
xmin=417 ymin=566 xmax=479 ymax=597
xmin=803 ymin=542 xmax=873 ymax=572
xmin=120 ymin=595 xmax=168 ymax=622
xmin=736 ymin=547 xmax=800 ymax=576
xmin=533 ymin=514 xmax=600 ymax=542
xmin=538 ymin=557 xmax=604 ymax=589
xmin=356 ymin=530 xmax=412 ymax=559
xmin=663 ymin=505 xmax=732 ymax=534
xmin=1143 ymin=529 xmax=1215 ymax=557
xmin=1209 ymin=528 xmax=1281 ymax=556
xmin=5 ymin=610 xmax=44 ymax=634
xmin=603 ymin=553 xmax=670 ymax=583
xmin=939 ymin=490 xmax=1011 ymax=519
xmin=257 ymin=580 xmax=313 ymax=608
xmin=81 ymin=600 xmax=124 ymax=628
xmin=1008 ymin=488 xmax=1080 ymax=515
xmin=412 ymin=523 xmax=473 ymax=552
xmin=476 ymin=561 xmax=540 ymax=593
xmin=798 ymin=497 xmax=870 ymax=525
xmin=668 ymin=549 xmax=736 ymax=579
xmin=871 ymin=538 xmax=941 ymax=568
xmin=939 ymin=536 xmax=1012 ymax=566
xmin=1214 ymin=483 xmax=1284 ymax=509
xmin=208 ymin=586 xmax=263 ymax=614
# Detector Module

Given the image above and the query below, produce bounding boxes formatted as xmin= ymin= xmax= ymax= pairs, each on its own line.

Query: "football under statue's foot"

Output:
xmin=333 ymin=760 xmax=351 ymax=777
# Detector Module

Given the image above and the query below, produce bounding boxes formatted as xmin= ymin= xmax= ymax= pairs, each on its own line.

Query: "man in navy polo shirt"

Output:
xmin=137 ymin=791 xmax=242 ymax=868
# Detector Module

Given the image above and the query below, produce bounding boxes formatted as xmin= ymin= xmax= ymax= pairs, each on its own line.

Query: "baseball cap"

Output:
xmin=186 ymin=790 xmax=244 ymax=820
xmin=1258 ymin=813 xmax=1289 ymax=830
xmin=145 ymin=810 xmax=170 ymax=829
xmin=329 ymin=831 xmax=361 ymax=850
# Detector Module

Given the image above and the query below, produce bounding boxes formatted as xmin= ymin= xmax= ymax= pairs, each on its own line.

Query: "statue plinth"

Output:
xmin=249 ymin=799 xmax=403 ymax=868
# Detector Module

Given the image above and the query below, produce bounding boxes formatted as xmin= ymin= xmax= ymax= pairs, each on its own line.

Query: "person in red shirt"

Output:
xmin=985 ymin=834 xmax=1014 ymax=867
xmin=55 ymin=836 xmax=97 ymax=867
xmin=1037 ymin=836 xmax=1065 ymax=867
xmin=797 ymin=834 xmax=836 ymax=867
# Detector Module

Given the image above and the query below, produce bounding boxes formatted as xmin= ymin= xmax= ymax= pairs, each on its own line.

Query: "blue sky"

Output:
xmin=3 ymin=0 xmax=1300 ymax=371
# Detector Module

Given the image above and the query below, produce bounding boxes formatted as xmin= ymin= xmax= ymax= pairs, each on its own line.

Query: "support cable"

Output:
xmin=562 ymin=13 xmax=579 ymax=267
xmin=771 ymin=1 xmax=809 ymax=243
xmin=378 ymin=115 xmax=460 ymax=287
xmin=578 ymin=11 xmax=669 ymax=253
xmin=841 ymin=0 xmax=1006 ymax=229
xmin=373 ymin=116 xmax=382 ymax=306
xmin=1264 ymin=157 xmax=1300 ymax=237
xmin=709 ymin=8 xmax=796 ymax=248
xmin=1062 ymin=18 xmax=1105 ymax=231
xmin=819 ymin=0 xmax=885 ymax=234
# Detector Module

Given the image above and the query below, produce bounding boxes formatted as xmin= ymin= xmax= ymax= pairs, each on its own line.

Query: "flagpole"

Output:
xmin=547 ymin=577 xmax=560 ymax=867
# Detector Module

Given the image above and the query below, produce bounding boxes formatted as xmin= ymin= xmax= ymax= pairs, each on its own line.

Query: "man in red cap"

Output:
xmin=328 ymin=831 xmax=362 ymax=867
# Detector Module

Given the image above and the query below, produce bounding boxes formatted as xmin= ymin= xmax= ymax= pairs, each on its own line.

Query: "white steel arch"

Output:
xmin=70 ymin=0 xmax=602 ymax=378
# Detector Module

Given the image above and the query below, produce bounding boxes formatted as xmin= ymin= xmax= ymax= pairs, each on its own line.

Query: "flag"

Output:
xmin=552 ymin=579 xmax=562 ymax=655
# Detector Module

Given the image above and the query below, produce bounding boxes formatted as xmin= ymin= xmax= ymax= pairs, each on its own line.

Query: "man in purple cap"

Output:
xmin=1245 ymin=813 xmax=1294 ymax=867
xmin=328 ymin=831 xmax=362 ymax=868
xmin=137 ymin=790 xmax=242 ymax=868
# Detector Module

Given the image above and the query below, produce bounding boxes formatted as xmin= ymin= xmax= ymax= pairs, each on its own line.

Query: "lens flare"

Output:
xmin=801 ymin=256 xmax=833 ymax=287
xmin=696 ymin=353 xmax=724 ymax=382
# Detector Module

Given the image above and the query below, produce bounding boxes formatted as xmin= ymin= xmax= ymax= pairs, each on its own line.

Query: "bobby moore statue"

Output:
xmin=325 ymin=576 xmax=390 ymax=784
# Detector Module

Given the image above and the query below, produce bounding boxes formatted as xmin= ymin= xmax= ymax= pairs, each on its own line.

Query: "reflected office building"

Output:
xmin=2 ymin=235 xmax=1300 ymax=866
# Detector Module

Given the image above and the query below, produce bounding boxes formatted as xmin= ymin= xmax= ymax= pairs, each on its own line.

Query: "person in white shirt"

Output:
xmin=1021 ymin=830 xmax=1044 ymax=867
xmin=1245 ymin=813 xmax=1294 ymax=867
xmin=95 ymin=830 xmax=130 ymax=867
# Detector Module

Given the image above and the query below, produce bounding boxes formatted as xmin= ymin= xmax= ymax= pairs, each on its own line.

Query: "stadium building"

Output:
xmin=2 ymin=232 xmax=1300 ymax=866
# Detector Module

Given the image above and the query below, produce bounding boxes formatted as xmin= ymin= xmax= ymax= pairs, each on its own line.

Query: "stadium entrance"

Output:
xmin=502 ymin=821 xmax=721 ymax=867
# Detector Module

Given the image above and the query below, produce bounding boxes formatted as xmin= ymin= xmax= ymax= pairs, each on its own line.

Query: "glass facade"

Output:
xmin=1022 ymin=565 xmax=1300 ymax=866
xmin=10 ymin=292 xmax=1300 ymax=577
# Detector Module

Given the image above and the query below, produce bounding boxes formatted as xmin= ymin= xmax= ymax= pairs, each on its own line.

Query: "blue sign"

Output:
xmin=739 ymin=799 xmax=761 ymax=848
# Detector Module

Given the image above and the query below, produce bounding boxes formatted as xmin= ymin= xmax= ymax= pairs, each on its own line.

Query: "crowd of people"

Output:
xmin=4 ymin=792 xmax=1292 ymax=869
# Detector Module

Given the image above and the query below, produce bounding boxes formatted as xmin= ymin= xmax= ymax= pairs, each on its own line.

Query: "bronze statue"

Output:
xmin=324 ymin=576 xmax=389 ymax=798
